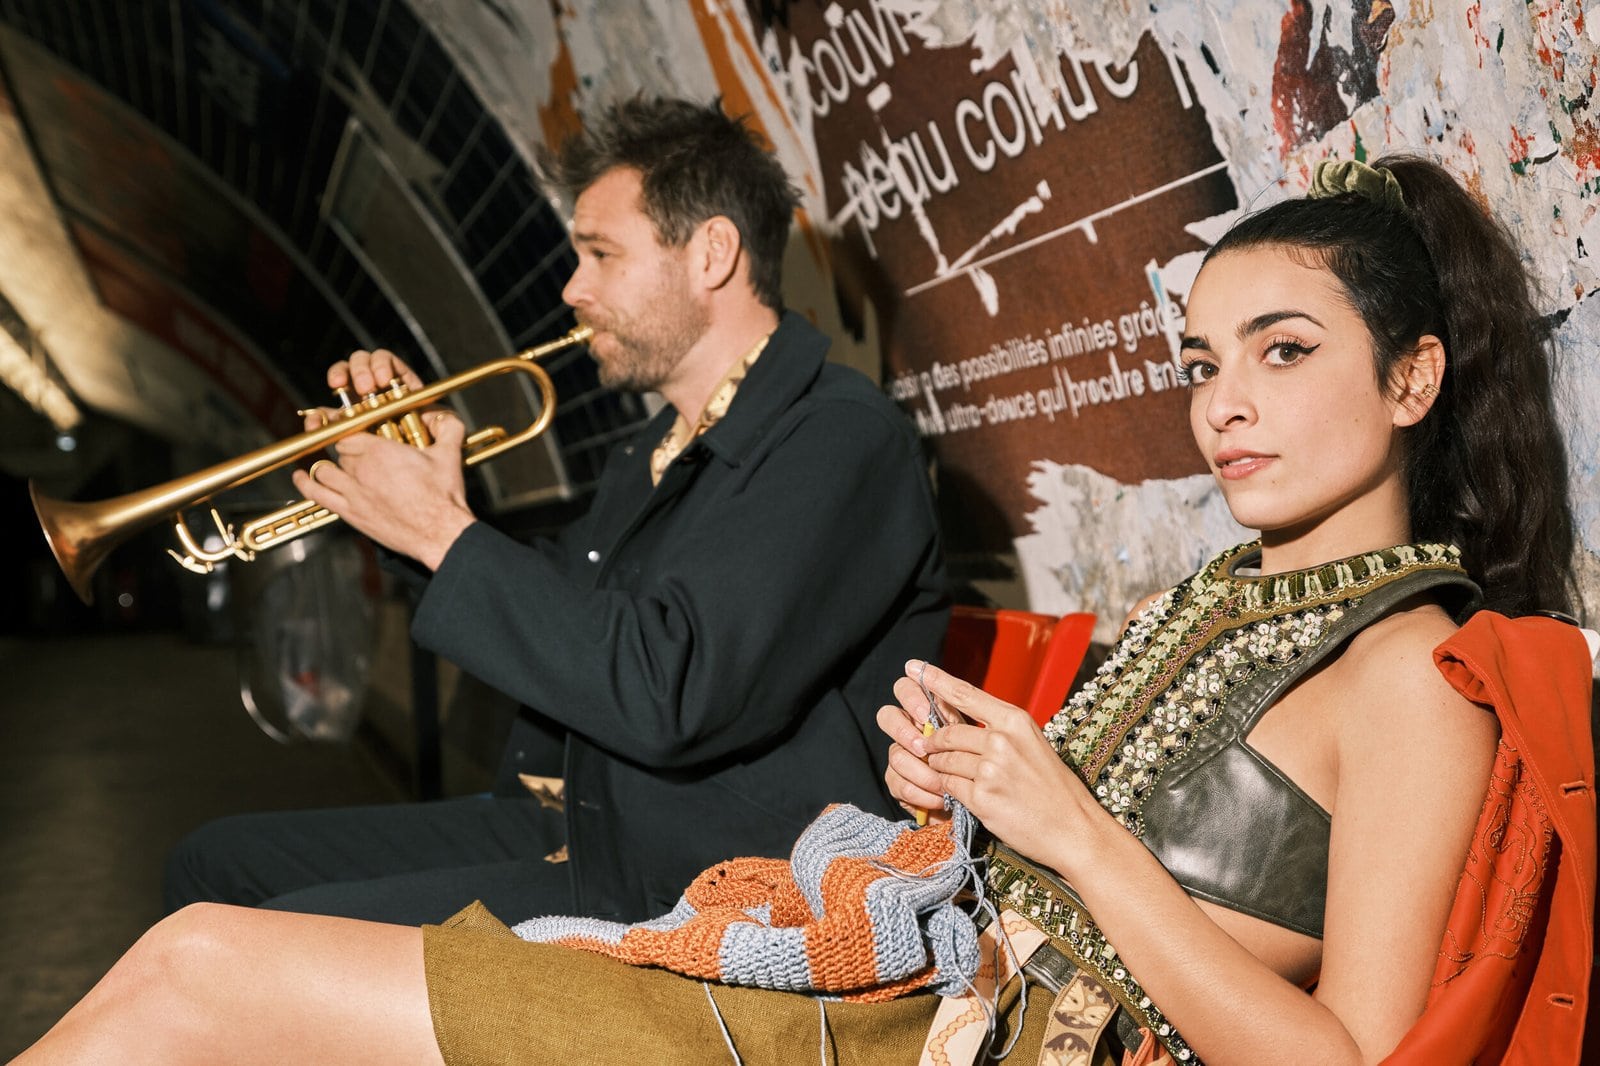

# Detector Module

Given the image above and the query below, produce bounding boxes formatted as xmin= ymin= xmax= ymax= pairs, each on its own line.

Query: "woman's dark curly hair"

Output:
xmin=1205 ymin=155 xmax=1574 ymax=617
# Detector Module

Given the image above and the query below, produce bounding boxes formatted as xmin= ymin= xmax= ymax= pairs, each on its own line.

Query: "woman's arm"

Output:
xmin=881 ymin=611 xmax=1495 ymax=1065
xmin=1307 ymin=612 xmax=1499 ymax=1057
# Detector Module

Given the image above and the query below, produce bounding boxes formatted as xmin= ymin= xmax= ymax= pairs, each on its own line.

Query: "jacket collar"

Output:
xmin=636 ymin=310 xmax=829 ymax=469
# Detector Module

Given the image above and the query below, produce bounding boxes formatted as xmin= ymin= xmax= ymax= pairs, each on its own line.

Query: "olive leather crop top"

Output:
xmin=1044 ymin=541 xmax=1480 ymax=938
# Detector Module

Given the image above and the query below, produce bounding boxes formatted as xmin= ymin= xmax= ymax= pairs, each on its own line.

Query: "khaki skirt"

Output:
xmin=424 ymin=901 xmax=1068 ymax=1065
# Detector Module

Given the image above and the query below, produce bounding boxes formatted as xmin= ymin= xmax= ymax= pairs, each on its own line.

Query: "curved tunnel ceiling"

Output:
xmin=0 ymin=0 xmax=646 ymax=513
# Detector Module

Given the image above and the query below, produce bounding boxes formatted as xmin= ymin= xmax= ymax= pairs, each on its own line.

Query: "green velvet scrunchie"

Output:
xmin=1307 ymin=158 xmax=1406 ymax=210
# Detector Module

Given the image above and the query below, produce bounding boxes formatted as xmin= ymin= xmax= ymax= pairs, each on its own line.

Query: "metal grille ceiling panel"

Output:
xmin=0 ymin=0 xmax=647 ymax=502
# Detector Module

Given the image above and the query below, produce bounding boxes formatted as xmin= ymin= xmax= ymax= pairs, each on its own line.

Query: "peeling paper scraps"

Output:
xmin=1014 ymin=462 xmax=1248 ymax=645
xmin=1551 ymin=296 xmax=1600 ymax=606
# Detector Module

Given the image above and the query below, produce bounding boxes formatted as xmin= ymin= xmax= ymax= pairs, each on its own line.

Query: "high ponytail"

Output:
xmin=1205 ymin=155 xmax=1574 ymax=618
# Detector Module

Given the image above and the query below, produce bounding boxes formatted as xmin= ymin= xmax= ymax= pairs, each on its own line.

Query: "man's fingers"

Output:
xmin=363 ymin=349 xmax=403 ymax=393
xmin=426 ymin=411 xmax=466 ymax=448
xmin=358 ymin=349 xmax=423 ymax=395
xmin=326 ymin=360 xmax=354 ymax=393
xmin=390 ymin=352 xmax=425 ymax=390
xmin=346 ymin=351 xmax=382 ymax=397
xmin=293 ymin=465 xmax=348 ymax=511
xmin=333 ymin=432 xmax=379 ymax=460
xmin=331 ymin=350 xmax=412 ymax=393
xmin=307 ymin=459 xmax=351 ymax=492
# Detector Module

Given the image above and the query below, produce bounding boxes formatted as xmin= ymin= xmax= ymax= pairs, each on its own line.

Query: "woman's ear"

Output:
xmin=691 ymin=215 xmax=743 ymax=292
xmin=1390 ymin=335 xmax=1446 ymax=427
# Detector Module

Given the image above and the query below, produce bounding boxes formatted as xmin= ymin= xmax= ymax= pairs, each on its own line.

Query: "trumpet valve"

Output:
xmin=357 ymin=386 xmax=401 ymax=440
xmin=384 ymin=381 xmax=433 ymax=447
xmin=400 ymin=410 xmax=432 ymax=447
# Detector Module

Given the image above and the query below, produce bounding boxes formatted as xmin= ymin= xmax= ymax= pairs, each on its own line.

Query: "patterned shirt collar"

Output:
xmin=649 ymin=332 xmax=771 ymax=485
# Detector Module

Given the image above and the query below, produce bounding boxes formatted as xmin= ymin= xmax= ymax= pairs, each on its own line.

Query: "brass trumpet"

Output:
xmin=31 ymin=326 xmax=592 ymax=605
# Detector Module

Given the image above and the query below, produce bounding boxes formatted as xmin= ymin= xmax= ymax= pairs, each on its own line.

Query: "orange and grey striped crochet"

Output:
xmin=511 ymin=803 xmax=981 ymax=1001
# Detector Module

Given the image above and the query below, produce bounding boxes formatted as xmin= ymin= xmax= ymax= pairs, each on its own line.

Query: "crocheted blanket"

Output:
xmin=512 ymin=803 xmax=981 ymax=1002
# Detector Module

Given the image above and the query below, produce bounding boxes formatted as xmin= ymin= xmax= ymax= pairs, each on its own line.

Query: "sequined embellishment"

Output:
xmin=1043 ymin=541 xmax=1463 ymax=832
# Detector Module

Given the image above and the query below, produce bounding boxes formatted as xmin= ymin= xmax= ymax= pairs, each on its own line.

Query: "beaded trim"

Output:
xmin=1012 ymin=540 xmax=1466 ymax=1062
xmin=1044 ymin=540 xmax=1464 ymax=829
xmin=988 ymin=845 xmax=1200 ymax=1062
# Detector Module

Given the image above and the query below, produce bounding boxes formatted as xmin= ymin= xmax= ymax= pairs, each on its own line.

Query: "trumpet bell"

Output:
xmin=30 ymin=483 xmax=110 ymax=606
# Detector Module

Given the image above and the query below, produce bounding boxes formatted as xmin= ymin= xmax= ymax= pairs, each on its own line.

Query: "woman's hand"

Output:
xmin=877 ymin=666 xmax=966 ymax=825
xmin=906 ymin=660 xmax=1094 ymax=869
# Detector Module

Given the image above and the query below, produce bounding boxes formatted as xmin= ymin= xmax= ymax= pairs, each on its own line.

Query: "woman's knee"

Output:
xmin=115 ymin=904 xmax=252 ymax=1005
xmin=40 ymin=906 xmax=257 ymax=1062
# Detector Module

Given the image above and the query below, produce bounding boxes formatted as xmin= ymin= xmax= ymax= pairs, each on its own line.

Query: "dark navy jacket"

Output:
xmin=410 ymin=312 xmax=948 ymax=920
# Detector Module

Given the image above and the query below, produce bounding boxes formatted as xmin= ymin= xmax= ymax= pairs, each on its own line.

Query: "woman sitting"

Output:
xmin=17 ymin=155 xmax=1593 ymax=1066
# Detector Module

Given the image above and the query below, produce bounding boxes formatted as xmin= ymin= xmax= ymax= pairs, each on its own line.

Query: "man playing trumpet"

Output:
xmin=163 ymin=95 xmax=949 ymax=926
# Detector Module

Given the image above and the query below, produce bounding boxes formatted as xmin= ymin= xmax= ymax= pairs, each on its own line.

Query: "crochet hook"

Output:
xmin=914 ymin=661 xmax=944 ymax=827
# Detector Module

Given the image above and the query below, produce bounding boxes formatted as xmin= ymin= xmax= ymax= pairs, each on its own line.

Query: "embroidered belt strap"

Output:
xmin=986 ymin=842 xmax=1202 ymax=1065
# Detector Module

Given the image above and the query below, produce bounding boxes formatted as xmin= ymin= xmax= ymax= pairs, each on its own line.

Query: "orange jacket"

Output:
xmin=1381 ymin=611 xmax=1596 ymax=1064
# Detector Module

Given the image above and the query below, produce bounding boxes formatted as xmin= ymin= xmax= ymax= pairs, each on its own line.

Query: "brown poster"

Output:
xmin=747 ymin=4 xmax=1235 ymax=551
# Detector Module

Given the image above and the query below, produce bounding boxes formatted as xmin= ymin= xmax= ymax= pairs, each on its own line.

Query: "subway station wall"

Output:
xmin=417 ymin=0 xmax=1600 ymax=640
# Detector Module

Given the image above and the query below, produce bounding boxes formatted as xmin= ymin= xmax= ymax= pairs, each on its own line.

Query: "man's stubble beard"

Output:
xmin=593 ymin=268 xmax=709 ymax=394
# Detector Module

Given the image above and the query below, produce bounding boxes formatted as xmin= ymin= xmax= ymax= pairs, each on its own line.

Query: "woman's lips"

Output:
xmin=1215 ymin=450 xmax=1274 ymax=480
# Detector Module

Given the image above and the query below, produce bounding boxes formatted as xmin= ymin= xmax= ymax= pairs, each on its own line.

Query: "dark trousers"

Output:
xmin=162 ymin=795 xmax=573 ymax=926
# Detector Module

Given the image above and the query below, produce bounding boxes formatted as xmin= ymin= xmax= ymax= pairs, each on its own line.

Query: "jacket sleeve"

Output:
xmin=409 ymin=397 xmax=939 ymax=769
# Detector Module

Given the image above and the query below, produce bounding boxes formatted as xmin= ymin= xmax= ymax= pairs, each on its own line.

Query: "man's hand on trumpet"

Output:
xmin=292 ymin=348 xmax=477 ymax=572
xmin=323 ymin=346 xmax=426 ymax=400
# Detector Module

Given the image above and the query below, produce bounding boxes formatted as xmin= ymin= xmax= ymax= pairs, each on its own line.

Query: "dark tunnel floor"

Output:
xmin=0 ymin=632 xmax=400 ymax=1057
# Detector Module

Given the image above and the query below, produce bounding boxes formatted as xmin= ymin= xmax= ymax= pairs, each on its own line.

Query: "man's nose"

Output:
xmin=561 ymin=264 xmax=589 ymax=309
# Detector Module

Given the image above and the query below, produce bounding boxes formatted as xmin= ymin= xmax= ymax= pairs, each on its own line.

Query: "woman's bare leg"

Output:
xmin=16 ymin=903 xmax=446 ymax=1065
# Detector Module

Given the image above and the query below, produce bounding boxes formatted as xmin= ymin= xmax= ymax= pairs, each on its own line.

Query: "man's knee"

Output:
xmin=162 ymin=815 xmax=270 ymax=912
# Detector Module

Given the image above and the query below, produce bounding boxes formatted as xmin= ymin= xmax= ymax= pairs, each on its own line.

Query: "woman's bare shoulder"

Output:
xmin=1326 ymin=603 xmax=1497 ymax=768
xmin=1338 ymin=601 xmax=1459 ymax=669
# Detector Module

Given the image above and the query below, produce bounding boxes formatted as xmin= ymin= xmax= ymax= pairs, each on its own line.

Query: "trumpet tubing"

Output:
xmin=30 ymin=326 xmax=590 ymax=604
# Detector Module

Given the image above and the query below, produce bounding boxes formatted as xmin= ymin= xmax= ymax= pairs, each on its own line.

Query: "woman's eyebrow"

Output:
xmin=1180 ymin=310 xmax=1326 ymax=351
xmin=1237 ymin=310 xmax=1324 ymax=338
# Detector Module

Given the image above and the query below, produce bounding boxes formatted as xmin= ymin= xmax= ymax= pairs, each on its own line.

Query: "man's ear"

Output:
xmin=1390 ymin=334 xmax=1447 ymax=427
xmin=692 ymin=216 xmax=743 ymax=292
